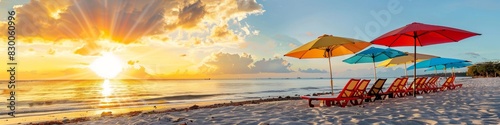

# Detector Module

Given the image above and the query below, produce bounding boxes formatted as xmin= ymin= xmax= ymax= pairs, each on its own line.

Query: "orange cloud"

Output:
xmin=210 ymin=24 xmax=239 ymax=42
xmin=127 ymin=60 xmax=139 ymax=65
xmin=74 ymin=41 xmax=101 ymax=56
xmin=2 ymin=0 xmax=264 ymax=53
xmin=12 ymin=0 xmax=169 ymax=44
xmin=118 ymin=65 xmax=153 ymax=79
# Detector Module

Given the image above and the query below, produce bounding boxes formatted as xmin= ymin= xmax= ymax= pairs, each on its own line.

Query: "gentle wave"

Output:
xmin=143 ymin=93 xmax=235 ymax=101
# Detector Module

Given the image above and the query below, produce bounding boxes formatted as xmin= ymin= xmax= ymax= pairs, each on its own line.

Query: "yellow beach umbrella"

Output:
xmin=284 ymin=34 xmax=371 ymax=95
xmin=377 ymin=52 xmax=438 ymax=77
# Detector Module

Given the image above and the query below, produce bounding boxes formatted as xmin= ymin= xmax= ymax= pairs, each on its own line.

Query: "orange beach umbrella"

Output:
xmin=285 ymin=34 xmax=371 ymax=95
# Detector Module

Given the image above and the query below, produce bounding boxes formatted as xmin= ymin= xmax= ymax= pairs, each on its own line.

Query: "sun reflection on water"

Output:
xmin=101 ymin=79 xmax=113 ymax=97
xmin=99 ymin=80 xmax=115 ymax=108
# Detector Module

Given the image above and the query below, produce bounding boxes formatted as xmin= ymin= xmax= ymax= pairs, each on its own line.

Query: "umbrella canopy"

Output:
xmin=285 ymin=35 xmax=371 ymax=58
xmin=371 ymin=22 xmax=480 ymax=97
xmin=425 ymin=61 xmax=472 ymax=76
xmin=424 ymin=62 xmax=472 ymax=72
xmin=378 ymin=52 xmax=438 ymax=67
xmin=284 ymin=34 xmax=371 ymax=95
xmin=371 ymin=22 xmax=481 ymax=47
xmin=407 ymin=57 xmax=470 ymax=70
xmin=343 ymin=47 xmax=406 ymax=79
xmin=377 ymin=52 xmax=438 ymax=76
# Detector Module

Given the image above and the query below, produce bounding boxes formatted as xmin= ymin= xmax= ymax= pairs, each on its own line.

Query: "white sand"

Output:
xmin=70 ymin=78 xmax=500 ymax=125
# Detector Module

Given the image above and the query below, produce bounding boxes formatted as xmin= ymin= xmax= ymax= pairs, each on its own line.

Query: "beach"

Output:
xmin=50 ymin=77 xmax=499 ymax=125
xmin=0 ymin=78 xmax=347 ymax=125
xmin=1 ymin=0 xmax=496 ymax=125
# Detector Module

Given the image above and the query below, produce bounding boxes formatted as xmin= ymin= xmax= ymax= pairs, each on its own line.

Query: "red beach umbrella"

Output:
xmin=371 ymin=22 xmax=480 ymax=97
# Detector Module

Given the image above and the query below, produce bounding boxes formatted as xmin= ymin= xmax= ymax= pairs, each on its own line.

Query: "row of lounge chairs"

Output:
xmin=301 ymin=76 xmax=463 ymax=107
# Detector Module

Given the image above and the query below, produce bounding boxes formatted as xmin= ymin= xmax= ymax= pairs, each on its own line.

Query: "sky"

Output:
xmin=0 ymin=0 xmax=498 ymax=80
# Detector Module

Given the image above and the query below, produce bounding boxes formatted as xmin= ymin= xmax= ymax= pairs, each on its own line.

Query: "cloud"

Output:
xmin=168 ymin=0 xmax=264 ymax=46
xmin=127 ymin=60 xmax=139 ymax=65
xmin=11 ymin=0 xmax=168 ymax=43
xmin=1 ymin=0 xmax=264 ymax=54
xmin=299 ymin=68 xmax=327 ymax=73
xmin=253 ymin=58 xmax=293 ymax=73
xmin=465 ymin=52 xmax=489 ymax=61
xmin=465 ymin=52 xmax=480 ymax=58
xmin=118 ymin=65 xmax=153 ymax=79
xmin=0 ymin=0 xmax=30 ymax=21
xmin=209 ymin=24 xmax=239 ymax=43
xmin=199 ymin=52 xmax=254 ymax=74
xmin=115 ymin=60 xmax=154 ymax=79
xmin=47 ymin=48 xmax=56 ymax=55
xmin=74 ymin=41 xmax=101 ymax=56
xmin=236 ymin=0 xmax=262 ymax=12
xmin=165 ymin=0 xmax=205 ymax=30
xmin=199 ymin=52 xmax=293 ymax=74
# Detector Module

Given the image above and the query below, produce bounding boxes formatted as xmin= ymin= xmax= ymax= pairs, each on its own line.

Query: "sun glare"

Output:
xmin=101 ymin=80 xmax=113 ymax=97
xmin=89 ymin=52 xmax=124 ymax=79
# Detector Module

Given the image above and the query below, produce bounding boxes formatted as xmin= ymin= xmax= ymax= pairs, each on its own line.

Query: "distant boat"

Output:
xmin=297 ymin=77 xmax=301 ymax=79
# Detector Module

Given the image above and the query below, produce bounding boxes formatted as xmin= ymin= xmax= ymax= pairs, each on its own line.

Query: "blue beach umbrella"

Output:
xmin=407 ymin=57 xmax=470 ymax=70
xmin=343 ymin=47 xmax=406 ymax=79
xmin=424 ymin=62 xmax=472 ymax=76
xmin=424 ymin=62 xmax=472 ymax=71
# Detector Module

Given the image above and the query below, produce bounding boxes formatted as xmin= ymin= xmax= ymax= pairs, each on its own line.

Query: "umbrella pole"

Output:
xmin=373 ymin=58 xmax=377 ymax=80
xmin=434 ymin=66 xmax=437 ymax=75
xmin=413 ymin=32 xmax=417 ymax=97
xmin=452 ymin=67 xmax=455 ymax=76
xmin=444 ymin=66 xmax=447 ymax=77
xmin=328 ymin=52 xmax=334 ymax=96
xmin=405 ymin=63 xmax=408 ymax=77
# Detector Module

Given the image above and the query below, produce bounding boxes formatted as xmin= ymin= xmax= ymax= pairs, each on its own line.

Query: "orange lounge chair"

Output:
xmin=365 ymin=78 xmax=389 ymax=101
xmin=440 ymin=76 xmax=462 ymax=90
xmin=415 ymin=77 xmax=431 ymax=94
xmin=415 ymin=77 xmax=428 ymax=94
xmin=351 ymin=79 xmax=371 ymax=105
xmin=402 ymin=77 xmax=425 ymax=96
xmin=440 ymin=76 xmax=454 ymax=91
xmin=393 ymin=77 xmax=409 ymax=97
xmin=423 ymin=76 xmax=440 ymax=93
xmin=300 ymin=79 xmax=361 ymax=107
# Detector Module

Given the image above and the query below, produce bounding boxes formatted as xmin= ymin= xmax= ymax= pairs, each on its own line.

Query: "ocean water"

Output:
xmin=0 ymin=77 xmax=465 ymax=120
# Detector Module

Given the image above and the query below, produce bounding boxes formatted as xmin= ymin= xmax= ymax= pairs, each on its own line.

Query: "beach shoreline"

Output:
xmin=21 ymin=77 xmax=500 ymax=125
xmin=22 ymin=96 xmax=301 ymax=125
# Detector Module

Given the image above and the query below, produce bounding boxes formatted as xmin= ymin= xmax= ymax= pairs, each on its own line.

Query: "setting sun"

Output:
xmin=89 ymin=52 xmax=124 ymax=79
